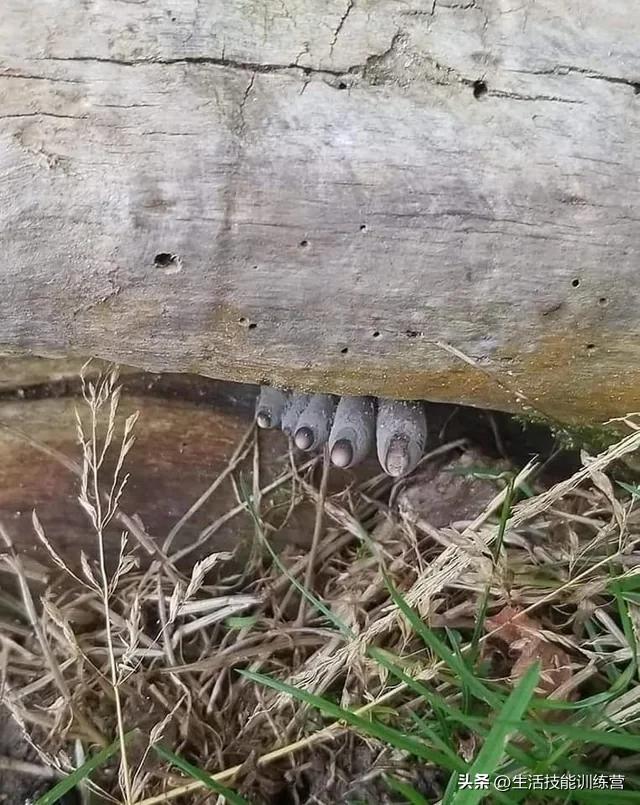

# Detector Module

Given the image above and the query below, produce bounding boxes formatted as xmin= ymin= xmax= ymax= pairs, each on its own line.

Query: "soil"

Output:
xmin=0 ymin=709 xmax=51 ymax=805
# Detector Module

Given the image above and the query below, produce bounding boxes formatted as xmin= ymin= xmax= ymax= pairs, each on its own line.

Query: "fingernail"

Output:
xmin=255 ymin=387 xmax=287 ymax=429
xmin=384 ymin=434 xmax=410 ymax=476
xmin=328 ymin=395 xmax=375 ymax=468
xmin=376 ymin=399 xmax=427 ymax=477
xmin=294 ymin=394 xmax=337 ymax=452
xmin=258 ymin=411 xmax=274 ymax=429
xmin=294 ymin=425 xmax=314 ymax=450
xmin=331 ymin=438 xmax=353 ymax=468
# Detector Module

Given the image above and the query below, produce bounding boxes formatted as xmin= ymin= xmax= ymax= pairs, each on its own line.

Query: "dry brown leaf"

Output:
xmin=457 ymin=732 xmax=477 ymax=763
xmin=485 ymin=605 xmax=574 ymax=698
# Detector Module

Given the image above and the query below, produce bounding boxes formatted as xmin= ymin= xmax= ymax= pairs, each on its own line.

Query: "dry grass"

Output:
xmin=2 ymin=367 xmax=640 ymax=803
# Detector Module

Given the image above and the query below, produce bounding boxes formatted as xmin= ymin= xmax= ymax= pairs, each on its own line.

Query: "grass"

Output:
xmin=34 ymin=733 xmax=135 ymax=805
xmin=2 ymin=367 xmax=640 ymax=802
xmin=152 ymin=744 xmax=250 ymax=804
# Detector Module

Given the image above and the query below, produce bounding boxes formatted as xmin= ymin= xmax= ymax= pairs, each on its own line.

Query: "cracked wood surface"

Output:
xmin=1 ymin=0 xmax=640 ymax=425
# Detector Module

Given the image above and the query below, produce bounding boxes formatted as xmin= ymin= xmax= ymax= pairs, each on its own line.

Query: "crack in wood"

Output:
xmin=487 ymin=88 xmax=582 ymax=105
xmin=36 ymin=45 xmax=639 ymax=101
xmin=510 ymin=64 xmax=640 ymax=92
xmin=237 ymin=72 xmax=256 ymax=139
xmin=42 ymin=53 xmax=347 ymax=79
xmin=329 ymin=0 xmax=354 ymax=57
xmin=0 ymin=111 xmax=86 ymax=120
xmin=0 ymin=71 xmax=83 ymax=84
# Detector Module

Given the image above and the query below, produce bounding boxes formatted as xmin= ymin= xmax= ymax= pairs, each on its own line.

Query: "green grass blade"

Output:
xmin=370 ymin=647 xmax=471 ymax=726
xmin=446 ymin=627 xmax=474 ymax=716
xmin=468 ymin=478 xmax=514 ymax=674
xmin=385 ymin=775 xmax=430 ymax=804
xmin=450 ymin=662 xmax=540 ymax=805
xmin=533 ymin=722 xmax=640 ymax=752
xmin=568 ymin=792 xmax=640 ymax=803
xmin=153 ymin=744 xmax=249 ymax=804
xmin=529 ymin=662 xmax=636 ymax=710
xmin=260 ymin=529 xmax=352 ymax=636
xmin=35 ymin=733 xmax=134 ymax=805
xmin=408 ymin=712 xmax=466 ymax=770
xmin=607 ymin=569 xmax=640 ymax=594
xmin=442 ymin=717 xmax=640 ymax=761
xmin=446 ymin=467 xmax=511 ymax=481
xmin=225 ymin=614 xmax=258 ymax=631
xmin=370 ymin=647 xmax=472 ymax=728
xmin=370 ymin=647 xmax=548 ymax=766
xmin=383 ymin=573 xmax=502 ymax=709
xmin=240 ymin=478 xmax=352 ymax=638
xmin=617 ymin=480 xmax=640 ymax=499
xmin=612 ymin=579 xmax=639 ymax=674
xmin=240 ymin=669 xmax=454 ymax=768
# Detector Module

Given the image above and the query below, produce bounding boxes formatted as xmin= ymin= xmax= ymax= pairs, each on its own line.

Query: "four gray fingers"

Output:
xmin=255 ymin=388 xmax=427 ymax=477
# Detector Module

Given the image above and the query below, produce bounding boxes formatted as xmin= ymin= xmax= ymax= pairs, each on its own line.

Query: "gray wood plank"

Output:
xmin=1 ymin=1 xmax=638 ymax=424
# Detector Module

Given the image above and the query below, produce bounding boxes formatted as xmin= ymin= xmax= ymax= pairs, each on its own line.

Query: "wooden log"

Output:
xmin=0 ymin=368 xmax=383 ymax=569
xmin=0 ymin=356 xmax=136 ymax=391
xmin=2 ymin=1 xmax=639 ymax=425
xmin=0 ymin=391 xmax=262 ymax=568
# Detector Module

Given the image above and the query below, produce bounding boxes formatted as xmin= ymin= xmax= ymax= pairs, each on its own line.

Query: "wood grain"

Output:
xmin=2 ymin=1 xmax=638 ymax=424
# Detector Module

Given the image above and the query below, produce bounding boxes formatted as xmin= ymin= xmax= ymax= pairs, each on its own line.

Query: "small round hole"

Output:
xmin=571 ymin=278 xmax=581 ymax=288
xmin=248 ymin=322 xmax=257 ymax=330
xmin=340 ymin=346 xmax=349 ymax=355
xmin=472 ymin=80 xmax=488 ymax=99
xmin=337 ymin=81 xmax=347 ymax=90
xmin=360 ymin=224 xmax=367 ymax=232
xmin=239 ymin=316 xmax=247 ymax=324
xmin=585 ymin=343 xmax=596 ymax=354
xmin=598 ymin=296 xmax=608 ymax=306
xmin=372 ymin=331 xmax=381 ymax=338
xmin=299 ymin=239 xmax=309 ymax=248
xmin=154 ymin=252 xmax=176 ymax=268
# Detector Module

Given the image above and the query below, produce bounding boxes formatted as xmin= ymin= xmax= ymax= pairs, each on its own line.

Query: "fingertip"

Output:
xmin=331 ymin=438 xmax=353 ymax=468
xmin=294 ymin=425 xmax=314 ymax=450
xmin=256 ymin=411 xmax=272 ymax=429
xmin=384 ymin=434 xmax=410 ymax=476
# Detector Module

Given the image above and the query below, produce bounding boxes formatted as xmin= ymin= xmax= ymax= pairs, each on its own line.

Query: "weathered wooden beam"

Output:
xmin=0 ymin=378 xmax=311 ymax=567
xmin=2 ymin=1 xmax=639 ymax=425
